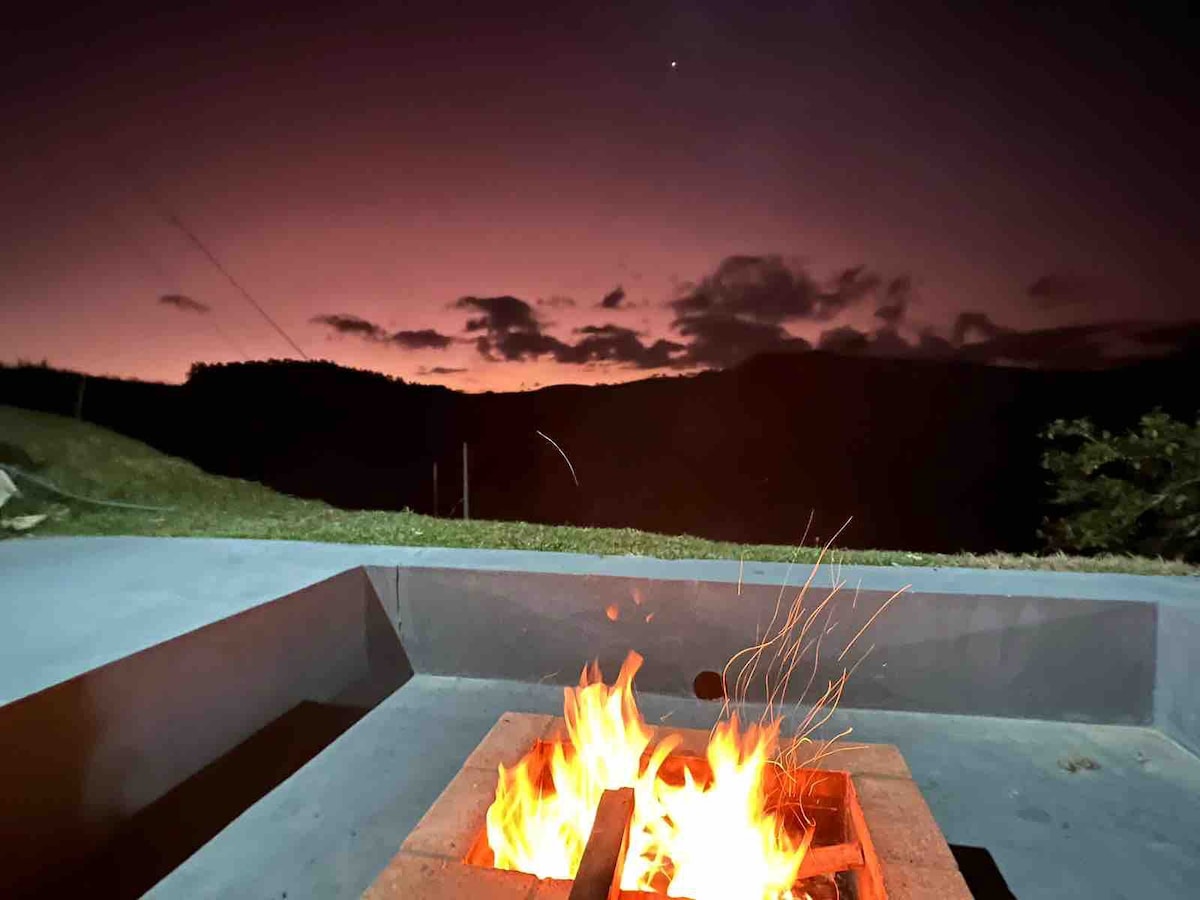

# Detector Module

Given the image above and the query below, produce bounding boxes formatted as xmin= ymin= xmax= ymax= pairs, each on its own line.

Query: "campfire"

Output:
xmin=470 ymin=651 xmax=869 ymax=900
xmin=483 ymin=651 xmax=822 ymax=898
xmin=364 ymin=567 xmax=972 ymax=900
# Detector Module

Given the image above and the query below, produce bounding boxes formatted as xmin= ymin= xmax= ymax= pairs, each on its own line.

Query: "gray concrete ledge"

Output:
xmin=2 ymin=535 xmax=1196 ymax=743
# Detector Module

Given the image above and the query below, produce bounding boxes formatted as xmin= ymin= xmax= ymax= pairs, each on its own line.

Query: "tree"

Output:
xmin=1041 ymin=410 xmax=1200 ymax=560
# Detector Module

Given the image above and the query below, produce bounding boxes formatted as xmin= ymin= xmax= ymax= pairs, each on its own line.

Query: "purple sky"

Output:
xmin=2 ymin=1 xmax=1196 ymax=391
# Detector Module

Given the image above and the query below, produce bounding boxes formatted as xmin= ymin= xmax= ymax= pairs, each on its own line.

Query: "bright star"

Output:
xmin=670 ymin=60 xmax=677 ymax=69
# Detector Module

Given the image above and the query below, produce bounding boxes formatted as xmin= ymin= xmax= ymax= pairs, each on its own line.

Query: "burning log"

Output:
xmin=567 ymin=788 xmax=635 ymax=900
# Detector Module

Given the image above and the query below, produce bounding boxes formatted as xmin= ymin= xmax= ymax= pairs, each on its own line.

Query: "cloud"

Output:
xmin=673 ymin=315 xmax=810 ymax=368
xmin=663 ymin=256 xmax=897 ymax=368
xmin=418 ymin=366 xmax=468 ymax=375
xmin=456 ymin=295 xmax=543 ymax=335
xmin=537 ymin=295 xmax=576 ymax=308
xmin=451 ymin=291 xmax=688 ymax=368
xmin=558 ymin=324 xmax=684 ymax=368
xmin=159 ymin=293 xmax=210 ymax=314
xmin=455 ymin=295 xmax=566 ymax=361
xmin=874 ymin=275 xmax=912 ymax=325
xmin=391 ymin=329 xmax=454 ymax=350
xmin=954 ymin=320 xmax=1200 ymax=369
xmin=818 ymin=266 xmax=882 ymax=320
xmin=817 ymin=325 xmax=871 ymax=354
xmin=311 ymin=313 xmax=453 ymax=350
xmin=599 ymin=286 xmax=627 ymax=309
xmin=669 ymin=255 xmax=820 ymax=323
xmin=311 ymin=313 xmax=385 ymax=339
xmin=1027 ymin=273 xmax=1092 ymax=308
xmin=952 ymin=311 xmax=1012 ymax=345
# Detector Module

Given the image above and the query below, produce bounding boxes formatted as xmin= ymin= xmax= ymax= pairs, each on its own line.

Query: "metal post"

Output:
xmin=432 ymin=461 xmax=438 ymax=517
xmin=74 ymin=374 xmax=87 ymax=421
xmin=462 ymin=442 xmax=469 ymax=521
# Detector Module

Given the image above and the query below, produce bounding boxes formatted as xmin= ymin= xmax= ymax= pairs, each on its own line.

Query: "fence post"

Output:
xmin=462 ymin=442 xmax=470 ymax=521
xmin=74 ymin=374 xmax=87 ymax=421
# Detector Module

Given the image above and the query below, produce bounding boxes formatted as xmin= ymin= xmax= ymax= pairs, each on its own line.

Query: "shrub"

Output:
xmin=1041 ymin=410 xmax=1200 ymax=560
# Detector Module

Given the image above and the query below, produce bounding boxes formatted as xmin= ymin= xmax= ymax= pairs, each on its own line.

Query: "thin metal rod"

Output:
xmin=462 ymin=442 xmax=469 ymax=521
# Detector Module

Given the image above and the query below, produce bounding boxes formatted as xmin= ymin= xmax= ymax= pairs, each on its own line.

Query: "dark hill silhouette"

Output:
xmin=2 ymin=349 xmax=1196 ymax=553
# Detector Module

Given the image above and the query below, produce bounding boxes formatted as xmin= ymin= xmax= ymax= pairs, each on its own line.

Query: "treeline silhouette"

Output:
xmin=2 ymin=349 xmax=1196 ymax=553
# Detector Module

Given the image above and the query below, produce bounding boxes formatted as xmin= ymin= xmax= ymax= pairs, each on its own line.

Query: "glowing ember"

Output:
xmin=485 ymin=652 xmax=812 ymax=899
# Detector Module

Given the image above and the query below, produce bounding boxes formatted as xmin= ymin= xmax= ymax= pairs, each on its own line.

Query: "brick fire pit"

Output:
xmin=364 ymin=713 xmax=972 ymax=899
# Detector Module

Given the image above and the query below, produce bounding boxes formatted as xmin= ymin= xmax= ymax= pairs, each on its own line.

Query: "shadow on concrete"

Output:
xmin=0 ymin=567 xmax=411 ymax=898
xmin=42 ymin=700 xmax=366 ymax=899
xmin=950 ymin=845 xmax=1018 ymax=899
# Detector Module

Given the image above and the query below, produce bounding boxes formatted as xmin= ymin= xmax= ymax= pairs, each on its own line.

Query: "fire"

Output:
xmin=486 ymin=652 xmax=811 ymax=899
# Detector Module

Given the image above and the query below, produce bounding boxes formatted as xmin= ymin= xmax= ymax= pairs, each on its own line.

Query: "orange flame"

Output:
xmin=486 ymin=652 xmax=810 ymax=899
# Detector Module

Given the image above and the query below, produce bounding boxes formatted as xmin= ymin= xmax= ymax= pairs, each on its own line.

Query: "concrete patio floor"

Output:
xmin=150 ymin=674 xmax=1200 ymax=900
xmin=3 ymin=536 xmax=1198 ymax=898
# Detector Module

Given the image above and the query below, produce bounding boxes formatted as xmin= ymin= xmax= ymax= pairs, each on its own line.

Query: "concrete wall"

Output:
xmin=378 ymin=565 xmax=1158 ymax=725
xmin=1155 ymin=600 xmax=1200 ymax=755
xmin=0 ymin=567 xmax=412 ymax=898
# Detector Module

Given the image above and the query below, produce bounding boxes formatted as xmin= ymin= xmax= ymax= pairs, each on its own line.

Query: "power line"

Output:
xmin=113 ymin=159 xmax=309 ymax=360
xmin=97 ymin=201 xmax=250 ymax=361
xmin=164 ymin=211 xmax=309 ymax=360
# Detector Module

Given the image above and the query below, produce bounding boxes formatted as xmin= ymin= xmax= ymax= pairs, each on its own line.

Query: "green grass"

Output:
xmin=2 ymin=404 xmax=1195 ymax=575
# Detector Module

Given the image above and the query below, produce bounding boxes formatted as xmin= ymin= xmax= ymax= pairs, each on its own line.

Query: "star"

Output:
xmin=670 ymin=60 xmax=677 ymax=69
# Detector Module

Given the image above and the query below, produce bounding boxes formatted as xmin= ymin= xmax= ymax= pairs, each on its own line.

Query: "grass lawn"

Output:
xmin=2 ymin=404 xmax=1195 ymax=575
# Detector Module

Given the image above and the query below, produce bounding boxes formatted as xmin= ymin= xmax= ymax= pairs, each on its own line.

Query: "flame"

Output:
xmin=486 ymin=652 xmax=809 ymax=899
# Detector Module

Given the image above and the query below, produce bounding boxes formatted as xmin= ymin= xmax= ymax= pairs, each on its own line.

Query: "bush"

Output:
xmin=1041 ymin=410 xmax=1200 ymax=560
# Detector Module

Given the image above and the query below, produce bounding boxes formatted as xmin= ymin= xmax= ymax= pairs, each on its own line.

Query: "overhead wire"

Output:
xmin=112 ymin=159 xmax=309 ymax=360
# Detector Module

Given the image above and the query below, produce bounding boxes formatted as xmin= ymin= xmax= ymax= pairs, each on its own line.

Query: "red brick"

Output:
xmin=463 ymin=713 xmax=554 ymax=772
xmin=878 ymin=859 xmax=974 ymax=900
xmin=528 ymin=876 xmax=574 ymax=899
xmin=400 ymin=767 xmax=498 ymax=860
xmin=363 ymin=852 xmax=537 ymax=900
xmin=851 ymin=775 xmax=957 ymax=870
xmin=796 ymin=740 xmax=912 ymax=779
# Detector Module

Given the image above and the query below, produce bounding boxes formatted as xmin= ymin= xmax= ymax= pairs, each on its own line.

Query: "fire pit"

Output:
xmin=365 ymin=707 xmax=971 ymax=899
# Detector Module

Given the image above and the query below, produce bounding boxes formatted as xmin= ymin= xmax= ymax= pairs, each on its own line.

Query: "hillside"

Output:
xmin=1 ymin=405 xmax=1195 ymax=575
xmin=2 ymin=347 xmax=1197 ymax=555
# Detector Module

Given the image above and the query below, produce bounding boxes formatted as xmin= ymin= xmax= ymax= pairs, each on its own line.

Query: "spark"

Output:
xmin=536 ymin=430 xmax=579 ymax=486
xmin=837 ymin=586 xmax=906 ymax=663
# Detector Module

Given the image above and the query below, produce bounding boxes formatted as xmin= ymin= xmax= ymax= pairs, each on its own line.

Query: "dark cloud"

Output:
xmin=954 ymin=320 xmax=1200 ymax=369
xmin=869 ymin=326 xmax=912 ymax=355
xmin=456 ymin=295 xmax=564 ymax=361
xmin=917 ymin=330 xmax=956 ymax=357
xmin=1027 ymin=273 xmax=1092 ymax=308
xmin=455 ymin=295 xmax=680 ymax=367
xmin=1132 ymin=319 xmax=1200 ymax=352
xmin=456 ymin=295 xmax=542 ymax=334
xmin=952 ymin=311 xmax=1012 ymax=345
xmin=817 ymin=325 xmax=871 ymax=354
xmin=669 ymin=255 xmax=819 ymax=323
xmin=159 ymin=293 xmax=210 ymax=314
xmin=558 ymin=324 xmax=683 ymax=368
xmin=812 ymin=319 xmax=1200 ymax=370
xmin=537 ymin=295 xmax=576 ymax=308
xmin=391 ymin=328 xmax=454 ymax=350
xmin=875 ymin=276 xmax=912 ymax=325
xmin=818 ymin=266 xmax=882 ymax=320
xmin=663 ymin=256 xmax=904 ymax=369
xmin=600 ymin=286 xmax=627 ymax=309
xmin=311 ymin=314 xmax=453 ymax=350
xmin=311 ymin=313 xmax=385 ymax=339
xmin=673 ymin=314 xmax=810 ymax=368
xmin=418 ymin=366 xmax=467 ymax=375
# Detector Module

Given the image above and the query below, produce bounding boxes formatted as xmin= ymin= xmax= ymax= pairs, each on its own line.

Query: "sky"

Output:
xmin=1 ymin=0 xmax=1197 ymax=391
